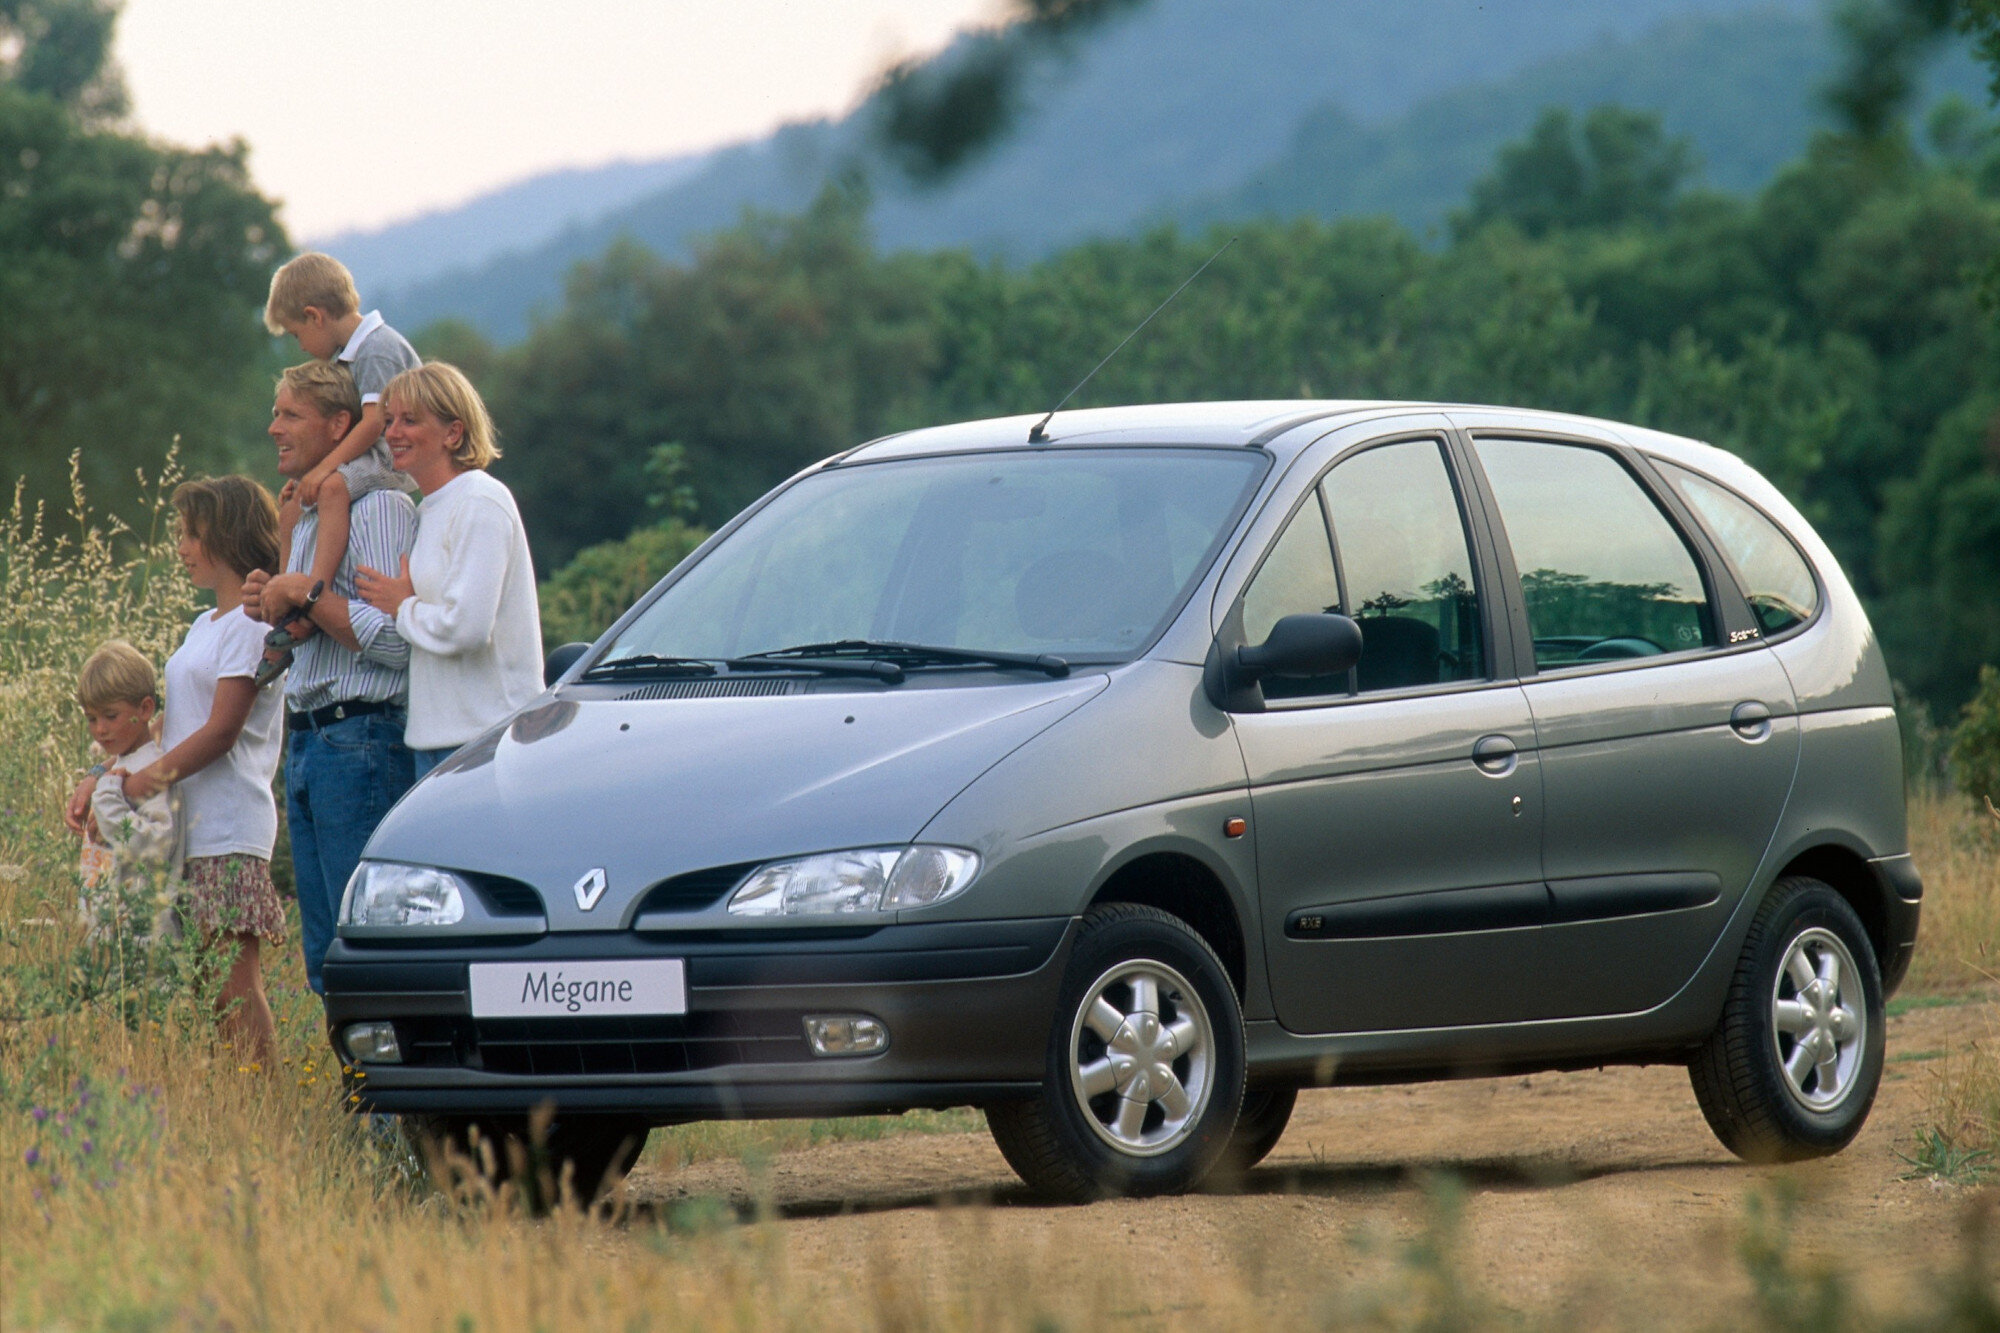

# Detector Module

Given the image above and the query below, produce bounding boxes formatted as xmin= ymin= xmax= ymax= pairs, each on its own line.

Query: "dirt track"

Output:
xmin=622 ymin=993 xmax=1999 ymax=1325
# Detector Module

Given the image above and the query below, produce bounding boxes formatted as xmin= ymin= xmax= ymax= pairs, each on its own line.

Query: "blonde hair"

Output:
xmin=382 ymin=362 xmax=500 ymax=470
xmin=264 ymin=252 xmax=360 ymax=335
xmin=78 ymin=641 xmax=158 ymax=712
xmin=277 ymin=359 xmax=361 ymax=427
xmin=172 ymin=476 xmax=282 ymax=579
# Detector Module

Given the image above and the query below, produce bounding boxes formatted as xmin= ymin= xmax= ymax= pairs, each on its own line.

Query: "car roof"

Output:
xmin=840 ymin=400 xmax=1709 ymax=465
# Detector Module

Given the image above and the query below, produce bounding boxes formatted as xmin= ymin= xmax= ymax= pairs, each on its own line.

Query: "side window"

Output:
xmin=1655 ymin=462 xmax=1820 ymax=636
xmin=1474 ymin=438 xmax=1715 ymax=670
xmin=1323 ymin=440 xmax=1486 ymax=692
xmin=1239 ymin=492 xmax=1345 ymax=700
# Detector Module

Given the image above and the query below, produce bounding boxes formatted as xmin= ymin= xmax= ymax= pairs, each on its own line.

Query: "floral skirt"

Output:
xmin=182 ymin=854 xmax=286 ymax=944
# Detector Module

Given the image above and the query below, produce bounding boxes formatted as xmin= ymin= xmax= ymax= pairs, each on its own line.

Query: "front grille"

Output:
xmin=633 ymin=862 xmax=760 ymax=915
xmin=387 ymin=1013 xmax=811 ymax=1075
xmin=619 ymin=679 xmax=804 ymax=701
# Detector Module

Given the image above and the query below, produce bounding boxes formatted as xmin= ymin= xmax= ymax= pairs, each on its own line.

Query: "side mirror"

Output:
xmin=1237 ymin=613 xmax=1363 ymax=681
xmin=544 ymin=641 xmax=591 ymax=686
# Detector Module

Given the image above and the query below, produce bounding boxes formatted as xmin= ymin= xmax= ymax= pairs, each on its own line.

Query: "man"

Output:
xmin=243 ymin=360 xmax=417 ymax=996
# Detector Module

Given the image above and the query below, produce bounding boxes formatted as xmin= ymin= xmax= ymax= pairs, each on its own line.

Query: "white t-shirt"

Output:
xmin=396 ymin=469 xmax=544 ymax=750
xmin=163 ymin=607 xmax=284 ymax=860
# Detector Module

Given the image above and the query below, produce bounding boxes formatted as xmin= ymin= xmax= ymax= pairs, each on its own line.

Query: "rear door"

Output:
xmin=1231 ymin=427 xmax=1547 ymax=1034
xmin=1456 ymin=426 xmax=1801 ymax=1018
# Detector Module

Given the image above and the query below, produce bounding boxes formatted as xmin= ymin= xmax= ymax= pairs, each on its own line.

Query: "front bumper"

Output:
xmin=323 ymin=917 xmax=1075 ymax=1119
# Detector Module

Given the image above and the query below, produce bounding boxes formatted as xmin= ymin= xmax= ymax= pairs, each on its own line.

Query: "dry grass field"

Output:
xmin=3 ymin=471 xmax=1997 ymax=1330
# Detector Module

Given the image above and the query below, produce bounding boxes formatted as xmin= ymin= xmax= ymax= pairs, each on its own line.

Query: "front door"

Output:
xmin=1235 ymin=436 xmax=1548 ymax=1034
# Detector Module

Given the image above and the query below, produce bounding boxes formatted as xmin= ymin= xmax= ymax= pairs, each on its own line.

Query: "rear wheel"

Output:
xmin=416 ymin=1112 xmax=650 ymax=1210
xmin=1688 ymin=877 xmax=1884 ymax=1163
xmin=988 ymin=903 xmax=1244 ymax=1201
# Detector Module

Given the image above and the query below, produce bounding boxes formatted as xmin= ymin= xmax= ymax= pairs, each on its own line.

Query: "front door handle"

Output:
xmin=1472 ymin=734 xmax=1518 ymax=775
xmin=1731 ymin=700 xmax=1773 ymax=741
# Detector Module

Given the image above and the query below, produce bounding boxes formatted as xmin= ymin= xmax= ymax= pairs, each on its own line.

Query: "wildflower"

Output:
xmin=80 ymin=1140 xmax=93 ymax=1155
xmin=29 ymin=1106 xmax=47 ymax=1122
xmin=24 ymin=1147 xmax=40 ymax=1167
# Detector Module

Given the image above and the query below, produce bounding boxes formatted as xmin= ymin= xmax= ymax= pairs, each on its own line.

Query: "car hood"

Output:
xmin=363 ymin=674 xmax=1108 ymax=929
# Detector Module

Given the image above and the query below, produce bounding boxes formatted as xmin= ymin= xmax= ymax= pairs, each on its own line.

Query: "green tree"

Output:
xmin=0 ymin=0 xmax=285 ymax=514
xmin=1452 ymin=107 xmax=1695 ymax=240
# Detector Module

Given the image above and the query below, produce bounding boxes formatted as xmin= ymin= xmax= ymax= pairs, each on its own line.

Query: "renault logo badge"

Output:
xmin=573 ymin=867 xmax=608 ymax=911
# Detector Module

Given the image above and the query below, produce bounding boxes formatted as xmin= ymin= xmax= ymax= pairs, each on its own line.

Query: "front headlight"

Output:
xmin=340 ymin=862 xmax=468 ymax=927
xmin=727 ymin=846 xmax=980 ymax=917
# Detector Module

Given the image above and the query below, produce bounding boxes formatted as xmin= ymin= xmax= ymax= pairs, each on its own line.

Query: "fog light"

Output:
xmin=342 ymin=1022 xmax=403 ymax=1064
xmin=803 ymin=1014 xmax=887 ymax=1057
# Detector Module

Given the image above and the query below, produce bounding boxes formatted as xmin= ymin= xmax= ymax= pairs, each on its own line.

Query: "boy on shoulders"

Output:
xmin=258 ymin=252 xmax=421 ymax=684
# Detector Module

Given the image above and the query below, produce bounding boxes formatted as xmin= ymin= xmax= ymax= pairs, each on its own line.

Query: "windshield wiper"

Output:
xmin=740 ymin=639 xmax=1070 ymax=678
xmin=723 ymin=653 xmax=905 ymax=683
xmin=577 ymin=653 xmax=718 ymax=681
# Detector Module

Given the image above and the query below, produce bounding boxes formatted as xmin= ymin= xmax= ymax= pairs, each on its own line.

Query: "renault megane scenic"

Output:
xmin=325 ymin=401 xmax=1920 ymax=1201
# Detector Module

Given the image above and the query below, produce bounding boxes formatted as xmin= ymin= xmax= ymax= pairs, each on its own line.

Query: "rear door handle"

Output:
xmin=1472 ymin=734 xmax=1518 ymax=775
xmin=1731 ymin=700 xmax=1772 ymax=741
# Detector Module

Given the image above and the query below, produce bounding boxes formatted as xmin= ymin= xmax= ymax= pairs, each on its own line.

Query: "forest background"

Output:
xmin=5 ymin=0 xmax=2000 ymax=729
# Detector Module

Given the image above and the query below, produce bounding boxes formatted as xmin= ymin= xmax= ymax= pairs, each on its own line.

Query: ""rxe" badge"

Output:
xmin=573 ymin=867 xmax=608 ymax=911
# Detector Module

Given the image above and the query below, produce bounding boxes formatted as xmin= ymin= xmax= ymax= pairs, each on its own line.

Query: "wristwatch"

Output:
xmin=301 ymin=578 xmax=325 ymax=613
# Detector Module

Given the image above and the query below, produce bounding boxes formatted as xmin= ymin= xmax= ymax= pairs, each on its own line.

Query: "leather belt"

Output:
xmin=286 ymin=697 xmax=394 ymax=732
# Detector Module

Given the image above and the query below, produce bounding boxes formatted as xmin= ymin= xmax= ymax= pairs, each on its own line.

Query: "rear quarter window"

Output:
xmin=1655 ymin=461 xmax=1820 ymax=636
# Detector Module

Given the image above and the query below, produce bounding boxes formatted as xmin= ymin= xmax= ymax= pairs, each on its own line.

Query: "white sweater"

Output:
xmin=396 ymin=470 xmax=544 ymax=750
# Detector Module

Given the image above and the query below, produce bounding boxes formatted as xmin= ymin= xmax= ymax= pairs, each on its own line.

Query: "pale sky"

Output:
xmin=114 ymin=0 xmax=1003 ymax=240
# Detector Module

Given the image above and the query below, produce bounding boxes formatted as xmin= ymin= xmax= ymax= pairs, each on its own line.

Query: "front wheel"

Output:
xmin=1688 ymin=877 xmax=1885 ymax=1163
xmin=988 ymin=903 xmax=1244 ymax=1201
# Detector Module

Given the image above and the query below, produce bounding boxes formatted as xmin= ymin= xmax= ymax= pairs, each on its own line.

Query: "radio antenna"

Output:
xmin=1026 ymin=234 xmax=1238 ymax=443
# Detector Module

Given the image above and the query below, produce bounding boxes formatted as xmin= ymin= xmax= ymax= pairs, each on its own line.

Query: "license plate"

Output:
xmin=469 ymin=959 xmax=687 ymax=1018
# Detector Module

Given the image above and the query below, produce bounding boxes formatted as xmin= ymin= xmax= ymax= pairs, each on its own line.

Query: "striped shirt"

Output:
xmin=283 ymin=488 xmax=417 ymax=713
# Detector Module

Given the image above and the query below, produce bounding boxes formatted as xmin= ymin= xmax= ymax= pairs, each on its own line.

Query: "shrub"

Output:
xmin=1949 ymin=664 xmax=2000 ymax=806
xmin=537 ymin=520 xmax=708 ymax=651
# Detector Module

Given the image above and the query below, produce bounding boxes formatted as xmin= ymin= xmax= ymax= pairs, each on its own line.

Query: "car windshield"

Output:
xmin=598 ymin=447 xmax=1267 ymax=667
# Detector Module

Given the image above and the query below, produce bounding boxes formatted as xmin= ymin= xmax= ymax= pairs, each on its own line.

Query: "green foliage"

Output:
xmin=0 ymin=1 xmax=286 ymax=524
xmin=537 ymin=520 xmax=708 ymax=650
xmin=1897 ymin=1125 xmax=1997 ymax=1183
xmin=488 ymin=185 xmax=942 ymax=569
xmin=1949 ymin=664 xmax=2000 ymax=802
xmin=1452 ymin=106 xmax=1695 ymax=240
xmin=0 ymin=0 xmax=125 ymax=122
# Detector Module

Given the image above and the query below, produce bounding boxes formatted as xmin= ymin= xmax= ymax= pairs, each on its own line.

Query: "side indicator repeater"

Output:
xmin=1224 ymin=817 xmax=1247 ymax=839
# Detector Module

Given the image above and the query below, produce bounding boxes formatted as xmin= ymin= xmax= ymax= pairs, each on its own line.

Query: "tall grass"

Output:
xmin=5 ymin=464 xmax=2000 ymax=1329
xmin=1902 ymin=787 xmax=2000 ymax=995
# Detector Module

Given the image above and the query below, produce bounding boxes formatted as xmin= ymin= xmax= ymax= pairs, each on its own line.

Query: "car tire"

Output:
xmin=1687 ymin=876 xmax=1885 ymax=1164
xmin=987 ymin=903 xmax=1244 ymax=1202
xmin=1217 ymin=1086 xmax=1298 ymax=1177
xmin=417 ymin=1112 xmax=650 ymax=1210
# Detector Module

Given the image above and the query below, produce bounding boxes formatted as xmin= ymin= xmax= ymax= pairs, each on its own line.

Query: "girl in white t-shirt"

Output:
xmin=112 ymin=478 xmax=287 ymax=1060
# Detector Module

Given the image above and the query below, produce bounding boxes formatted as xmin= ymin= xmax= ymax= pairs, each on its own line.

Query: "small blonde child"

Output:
xmin=74 ymin=640 xmax=177 ymax=937
xmin=258 ymin=252 xmax=420 ymax=685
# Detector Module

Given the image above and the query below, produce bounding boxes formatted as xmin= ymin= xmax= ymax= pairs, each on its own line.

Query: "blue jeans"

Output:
xmin=411 ymin=746 xmax=457 ymax=780
xmin=286 ymin=710 xmax=415 ymax=995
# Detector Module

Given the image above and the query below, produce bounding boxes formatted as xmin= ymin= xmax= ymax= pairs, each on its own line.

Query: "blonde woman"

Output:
xmin=355 ymin=363 xmax=542 ymax=778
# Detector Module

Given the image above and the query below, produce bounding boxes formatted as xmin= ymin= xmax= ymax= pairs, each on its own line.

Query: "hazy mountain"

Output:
xmin=1184 ymin=9 xmax=1986 ymax=235
xmin=310 ymin=154 xmax=705 ymax=300
xmin=351 ymin=0 xmax=1903 ymax=343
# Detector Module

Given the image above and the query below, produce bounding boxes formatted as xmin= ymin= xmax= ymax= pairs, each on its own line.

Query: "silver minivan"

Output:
xmin=326 ymin=401 xmax=1921 ymax=1201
